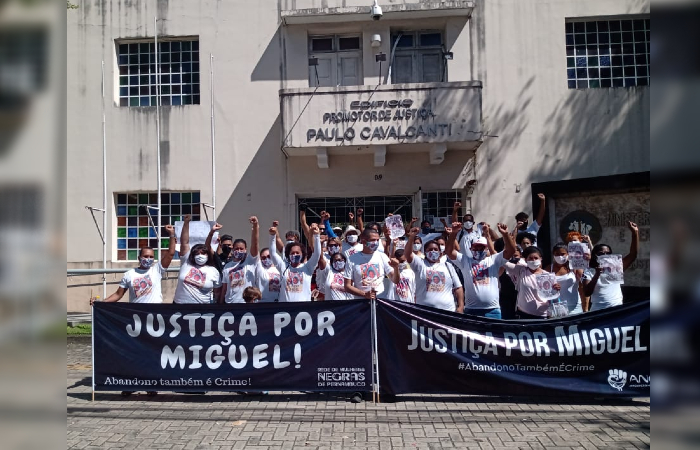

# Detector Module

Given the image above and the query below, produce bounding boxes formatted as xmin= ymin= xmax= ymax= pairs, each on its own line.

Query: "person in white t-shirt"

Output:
xmin=269 ymin=223 xmax=322 ymax=302
xmin=447 ymin=222 xmax=515 ymax=319
xmin=582 ymin=221 xmax=639 ymax=311
xmin=343 ymin=228 xmax=395 ymax=300
xmin=219 ymin=216 xmax=260 ymax=304
xmin=342 ymin=225 xmax=363 ymax=257
xmin=387 ymin=249 xmax=416 ymax=303
xmin=504 ymin=246 xmax=560 ymax=319
xmin=173 ymin=217 xmax=222 ymax=304
xmin=91 ymin=225 xmax=177 ymax=306
xmin=404 ymin=227 xmax=464 ymax=313
xmin=514 ymin=193 xmax=546 ymax=247
xmin=255 ymin=247 xmax=281 ymax=302
xmin=317 ymin=251 xmax=354 ymax=300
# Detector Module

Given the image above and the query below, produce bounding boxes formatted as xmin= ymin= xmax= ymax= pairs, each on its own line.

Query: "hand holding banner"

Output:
xmin=568 ymin=241 xmax=589 ymax=270
xmin=535 ymin=273 xmax=559 ymax=301
xmin=598 ymin=254 xmax=624 ymax=284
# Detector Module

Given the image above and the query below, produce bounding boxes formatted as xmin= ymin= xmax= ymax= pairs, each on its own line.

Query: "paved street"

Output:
xmin=68 ymin=339 xmax=649 ymax=449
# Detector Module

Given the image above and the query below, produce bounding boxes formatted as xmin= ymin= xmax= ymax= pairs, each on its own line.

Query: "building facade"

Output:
xmin=67 ymin=0 xmax=650 ymax=311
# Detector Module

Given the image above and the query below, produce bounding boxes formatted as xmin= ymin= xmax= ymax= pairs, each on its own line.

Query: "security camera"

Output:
xmin=370 ymin=0 xmax=383 ymax=20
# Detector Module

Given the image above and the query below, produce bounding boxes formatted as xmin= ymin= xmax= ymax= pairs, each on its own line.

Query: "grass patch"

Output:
xmin=67 ymin=324 xmax=92 ymax=336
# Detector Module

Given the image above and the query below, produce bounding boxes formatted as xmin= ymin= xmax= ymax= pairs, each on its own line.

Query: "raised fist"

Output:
xmin=628 ymin=221 xmax=638 ymax=233
xmin=348 ymin=212 xmax=355 ymax=221
xmin=607 ymin=369 xmax=627 ymax=391
xmin=409 ymin=227 xmax=420 ymax=235
xmin=497 ymin=223 xmax=508 ymax=234
xmin=310 ymin=223 xmax=320 ymax=235
xmin=249 ymin=216 xmax=258 ymax=225
xmin=272 ymin=220 xmax=279 ymax=228
xmin=451 ymin=222 xmax=463 ymax=233
xmin=164 ymin=224 xmax=175 ymax=235
xmin=389 ymin=258 xmax=400 ymax=268
xmin=183 ymin=214 xmax=192 ymax=222
xmin=321 ymin=211 xmax=331 ymax=221
xmin=453 ymin=201 xmax=462 ymax=210
xmin=268 ymin=226 xmax=277 ymax=236
xmin=537 ymin=193 xmax=546 ymax=201
xmin=212 ymin=222 xmax=223 ymax=231
xmin=357 ymin=208 xmax=364 ymax=216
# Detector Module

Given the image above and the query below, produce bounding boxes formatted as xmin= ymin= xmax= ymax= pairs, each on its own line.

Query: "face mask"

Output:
xmin=471 ymin=250 xmax=487 ymax=261
xmin=554 ymin=255 xmax=568 ymax=265
xmin=526 ymin=260 xmax=541 ymax=270
xmin=286 ymin=240 xmax=296 ymax=245
xmin=194 ymin=254 xmax=209 ymax=266
xmin=399 ymin=262 xmax=408 ymax=271
xmin=233 ymin=250 xmax=246 ymax=261
xmin=464 ymin=221 xmax=474 ymax=229
xmin=421 ymin=227 xmax=431 ymax=234
xmin=366 ymin=241 xmax=379 ymax=252
xmin=332 ymin=260 xmax=345 ymax=272
xmin=346 ymin=235 xmax=358 ymax=244
xmin=261 ymin=258 xmax=273 ymax=268
xmin=140 ymin=257 xmax=154 ymax=268
xmin=413 ymin=243 xmax=422 ymax=252
xmin=290 ymin=254 xmax=303 ymax=265
xmin=439 ymin=245 xmax=446 ymax=253
xmin=221 ymin=246 xmax=232 ymax=256
xmin=519 ymin=221 xmax=529 ymax=230
xmin=328 ymin=245 xmax=340 ymax=255
xmin=426 ymin=250 xmax=441 ymax=262
xmin=509 ymin=256 xmax=521 ymax=264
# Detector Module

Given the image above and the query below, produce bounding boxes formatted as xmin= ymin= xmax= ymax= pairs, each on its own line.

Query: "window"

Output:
xmin=115 ymin=191 xmax=201 ymax=261
xmin=117 ymin=38 xmax=200 ymax=107
xmin=421 ymin=191 xmax=463 ymax=226
xmin=565 ymin=18 xmax=650 ymax=89
xmin=297 ymin=196 xmax=413 ymax=233
xmin=308 ymin=35 xmax=362 ymax=87
xmin=391 ymin=31 xmax=445 ymax=84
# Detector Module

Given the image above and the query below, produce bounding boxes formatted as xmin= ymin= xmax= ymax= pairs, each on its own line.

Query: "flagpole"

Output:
xmin=210 ymin=54 xmax=216 ymax=220
xmin=101 ymin=60 xmax=107 ymax=300
xmin=155 ymin=17 xmax=162 ymax=256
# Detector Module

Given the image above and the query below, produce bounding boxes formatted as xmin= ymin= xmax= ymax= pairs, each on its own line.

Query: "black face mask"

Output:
xmin=221 ymin=245 xmax=232 ymax=256
xmin=518 ymin=221 xmax=528 ymax=230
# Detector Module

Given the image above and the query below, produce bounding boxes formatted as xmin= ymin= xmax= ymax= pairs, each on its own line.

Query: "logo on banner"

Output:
xmin=607 ymin=369 xmax=627 ymax=391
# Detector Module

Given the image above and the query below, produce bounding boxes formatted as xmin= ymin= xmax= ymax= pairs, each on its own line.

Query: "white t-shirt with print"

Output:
xmin=317 ymin=266 xmax=354 ymax=301
xmin=256 ymin=262 xmax=281 ymax=303
xmin=119 ymin=262 xmax=165 ymax=303
xmin=386 ymin=266 xmax=416 ymax=303
xmin=173 ymin=253 xmax=222 ymax=304
xmin=269 ymin=234 xmax=321 ymax=302
xmin=344 ymin=251 xmax=394 ymax=296
xmin=582 ymin=268 xmax=623 ymax=311
xmin=222 ymin=255 xmax=257 ymax=303
xmin=410 ymin=257 xmax=461 ymax=312
xmin=343 ymin=241 xmax=364 ymax=259
xmin=453 ymin=251 xmax=506 ymax=309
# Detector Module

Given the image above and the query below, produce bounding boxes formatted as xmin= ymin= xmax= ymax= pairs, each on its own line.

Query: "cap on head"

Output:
xmin=473 ymin=237 xmax=487 ymax=246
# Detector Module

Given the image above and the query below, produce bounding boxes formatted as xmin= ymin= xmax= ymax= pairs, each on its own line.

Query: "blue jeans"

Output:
xmin=464 ymin=307 xmax=502 ymax=319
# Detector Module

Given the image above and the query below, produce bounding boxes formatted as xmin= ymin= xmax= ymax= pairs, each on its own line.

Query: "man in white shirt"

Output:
xmin=344 ymin=228 xmax=394 ymax=299
xmin=447 ymin=223 xmax=516 ymax=319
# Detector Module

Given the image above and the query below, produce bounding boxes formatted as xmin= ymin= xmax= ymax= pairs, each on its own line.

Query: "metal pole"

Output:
xmin=101 ymin=60 xmax=107 ymax=300
xmin=210 ymin=54 xmax=216 ymax=220
xmin=155 ymin=17 xmax=162 ymax=258
xmin=372 ymin=298 xmax=381 ymax=403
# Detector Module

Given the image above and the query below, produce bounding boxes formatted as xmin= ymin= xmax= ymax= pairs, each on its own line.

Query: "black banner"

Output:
xmin=376 ymin=299 xmax=650 ymax=397
xmin=93 ymin=300 xmax=372 ymax=392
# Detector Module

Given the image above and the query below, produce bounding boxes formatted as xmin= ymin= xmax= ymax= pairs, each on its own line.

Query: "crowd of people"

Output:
xmin=93 ymin=193 xmax=640 ymax=321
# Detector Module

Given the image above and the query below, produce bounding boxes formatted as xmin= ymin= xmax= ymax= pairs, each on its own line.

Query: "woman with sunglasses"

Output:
xmin=582 ymin=221 xmax=639 ymax=311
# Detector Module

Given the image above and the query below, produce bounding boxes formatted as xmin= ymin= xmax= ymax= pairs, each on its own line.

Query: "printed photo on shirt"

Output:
xmin=133 ymin=274 xmax=153 ymax=298
xmin=470 ymin=262 xmax=489 ymax=285
xmin=331 ymin=273 xmax=346 ymax=292
xmin=184 ymin=267 xmax=206 ymax=288
xmin=268 ymin=272 xmax=281 ymax=292
xmin=396 ymin=277 xmax=412 ymax=301
xmin=360 ymin=263 xmax=381 ymax=288
xmin=286 ymin=271 xmax=304 ymax=293
xmin=228 ymin=266 xmax=245 ymax=288
xmin=426 ymin=269 xmax=446 ymax=292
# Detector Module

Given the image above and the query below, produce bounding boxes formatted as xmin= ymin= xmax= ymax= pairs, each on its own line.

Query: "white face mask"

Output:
xmin=328 ymin=245 xmax=340 ymax=255
xmin=346 ymin=235 xmax=358 ymax=244
xmin=526 ymin=260 xmax=542 ymax=270
xmin=413 ymin=243 xmax=422 ymax=252
xmin=426 ymin=250 xmax=441 ymax=262
xmin=554 ymin=255 xmax=568 ymax=265
xmin=439 ymin=245 xmax=446 ymax=253
xmin=464 ymin=221 xmax=474 ymax=229
xmin=194 ymin=254 xmax=209 ymax=266
xmin=261 ymin=258 xmax=273 ymax=268
xmin=399 ymin=262 xmax=408 ymax=271
xmin=332 ymin=260 xmax=345 ymax=272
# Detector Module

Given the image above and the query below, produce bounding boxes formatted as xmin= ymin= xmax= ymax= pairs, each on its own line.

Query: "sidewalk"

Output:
xmin=68 ymin=340 xmax=649 ymax=449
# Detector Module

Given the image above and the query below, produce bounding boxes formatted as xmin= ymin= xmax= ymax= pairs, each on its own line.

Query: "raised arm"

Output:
xmin=161 ymin=224 xmax=177 ymax=268
xmin=205 ymin=222 xmax=222 ymax=258
xmin=268 ymin=226 xmax=285 ymax=272
xmin=306 ymin=224 xmax=322 ymax=273
xmin=451 ymin=201 xmax=461 ymax=226
xmin=321 ymin=211 xmax=337 ymax=238
xmin=446 ymin=222 xmax=462 ymax=261
xmin=348 ymin=211 xmax=356 ymax=226
xmin=535 ymin=193 xmax=546 ymax=226
xmin=622 ymin=221 xmax=640 ymax=271
xmin=497 ymin=223 xmax=515 ymax=260
xmin=273 ymin=220 xmax=284 ymax=253
xmin=404 ymin=227 xmax=419 ymax=264
xmin=180 ymin=214 xmax=192 ymax=256
xmin=482 ymin=224 xmax=496 ymax=255
xmin=249 ymin=216 xmax=260 ymax=257
xmin=407 ymin=217 xmax=418 ymax=234
xmin=388 ymin=257 xmax=401 ymax=285
xmin=356 ymin=208 xmax=364 ymax=232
